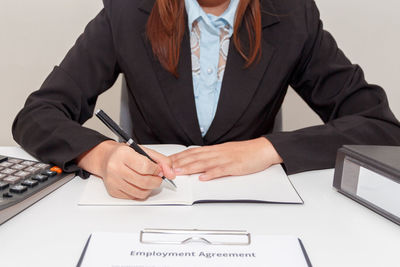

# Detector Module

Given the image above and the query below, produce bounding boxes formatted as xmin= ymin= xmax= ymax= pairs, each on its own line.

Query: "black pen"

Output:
xmin=95 ymin=109 xmax=177 ymax=188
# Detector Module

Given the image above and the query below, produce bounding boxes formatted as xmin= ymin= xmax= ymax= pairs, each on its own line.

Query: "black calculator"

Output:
xmin=0 ymin=155 xmax=75 ymax=224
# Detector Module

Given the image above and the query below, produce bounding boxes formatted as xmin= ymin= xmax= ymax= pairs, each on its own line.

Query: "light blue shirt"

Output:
xmin=185 ymin=0 xmax=239 ymax=137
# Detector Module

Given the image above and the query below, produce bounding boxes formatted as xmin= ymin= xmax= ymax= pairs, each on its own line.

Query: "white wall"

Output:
xmin=0 ymin=0 xmax=399 ymax=145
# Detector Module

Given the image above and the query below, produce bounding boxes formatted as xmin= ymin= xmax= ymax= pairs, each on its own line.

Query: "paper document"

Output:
xmin=77 ymin=232 xmax=311 ymax=267
xmin=79 ymin=144 xmax=303 ymax=205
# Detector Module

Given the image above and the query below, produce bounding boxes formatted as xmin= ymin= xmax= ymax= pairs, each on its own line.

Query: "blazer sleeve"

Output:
xmin=12 ymin=4 xmax=120 ymax=176
xmin=265 ymin=0 xmax=400 ymax=174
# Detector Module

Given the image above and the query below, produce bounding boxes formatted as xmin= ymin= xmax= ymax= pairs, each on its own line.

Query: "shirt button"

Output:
xmin=207 ymin=68 xmax=213 ymax=75
xmin=200 ymin=127 xmax=205 ymax=134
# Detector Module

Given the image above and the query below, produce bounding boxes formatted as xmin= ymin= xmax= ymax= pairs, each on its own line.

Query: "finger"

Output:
xmin=118 ymin=178 xmax=153 ymax=200
xmin=159 ymin=162 xmax=176 ymax=180
xmin=124 ymin=152 xmax=161 ymax=176
xmin=105 ymin=175 xmax=153 ymax=200
xmin=198 ymin=165 xmax=231 ymax=181
xmin=143 ymin=147 xmax=176 ymax=180
xmin=102 ymin=177 xmax=137 ymax=200
xmin=142 ymin=146 xmax=171 ymax=166
xmin=172 ymin=150 xmax=218 ymax=170
xmin=175 ymin=157 xmax=222 ymax=175
xmin=107 ymin=189 xmax=136 ymax=200
xmin=169 ymin=146 xmax=209 ymax=162
xmin=119 ymin=164 xmax=162 ymax=190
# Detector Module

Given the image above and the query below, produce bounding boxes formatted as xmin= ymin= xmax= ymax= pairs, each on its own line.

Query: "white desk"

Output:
xmin=0 ymin=147 xmax=399 ymax=267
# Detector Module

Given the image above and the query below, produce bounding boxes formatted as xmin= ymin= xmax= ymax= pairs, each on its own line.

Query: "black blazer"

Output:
xmin=12 ymin=0 xmax=400 ymax=176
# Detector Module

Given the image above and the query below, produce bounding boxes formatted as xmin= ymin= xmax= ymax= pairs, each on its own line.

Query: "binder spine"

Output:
xmin=333 ymin=148 xmax=346 ymax=190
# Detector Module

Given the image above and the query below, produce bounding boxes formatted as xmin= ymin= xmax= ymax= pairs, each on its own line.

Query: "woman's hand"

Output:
xmin=77 ymin=140 xmax=175 ymax=199
xmin=170 ymin=137 xmax=283 ymax=181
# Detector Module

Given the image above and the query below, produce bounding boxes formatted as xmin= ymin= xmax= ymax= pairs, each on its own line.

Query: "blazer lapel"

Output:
xmin=204 ymin=1 xmax=280 ymax=144
xmin=139 ymin=1 xmax=204 ymax=145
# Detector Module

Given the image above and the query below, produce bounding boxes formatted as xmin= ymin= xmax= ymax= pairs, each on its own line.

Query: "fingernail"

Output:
xmin=174 ymin=168 xmax=183 ymax=174
xmin=158 ymin=172 xmax=164 ymax=177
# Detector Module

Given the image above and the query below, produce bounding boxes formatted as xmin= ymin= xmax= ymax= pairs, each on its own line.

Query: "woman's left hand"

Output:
xmin=169 ymin=137 xmax=283 ymax=181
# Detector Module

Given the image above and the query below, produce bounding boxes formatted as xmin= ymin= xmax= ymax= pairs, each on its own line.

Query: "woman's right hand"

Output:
xmin=76 ymin=140 xmax=175 ymax=200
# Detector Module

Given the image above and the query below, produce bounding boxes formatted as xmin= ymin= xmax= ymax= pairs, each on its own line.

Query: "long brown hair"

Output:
xmin=146 ymin=0 xmax=262 ymax=77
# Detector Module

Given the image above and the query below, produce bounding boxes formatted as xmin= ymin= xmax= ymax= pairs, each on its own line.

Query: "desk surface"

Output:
xmin=0 ymin=147 xmax=399 ymax=267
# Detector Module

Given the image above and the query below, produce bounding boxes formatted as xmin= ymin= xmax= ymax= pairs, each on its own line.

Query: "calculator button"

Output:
xmin=24 ymin=166 xmax=41 ymax=174
xmin=7 ymin=158 xmax=23 ymax=164
xmin=0 ymin=181 xmax=9 ymax=190
xmin=1 ymin=168 xmax=16 ymax=175
xmin=0 ymin=156 xmax=8 ymax=163
xmin=42 ymin=170 xmax=57 ymax=177
xmin=0 ymin=173 xmax=7 ymax=180
xmin=14 ymin=171 xmax=31 ymax=179
xmin=32 ymin=174 xmax=48 ymax=182
xmin=10 ymin=185 xmax=28 ymax=194
xmin=21 ymin=161 xmax=36 ymax=166
xmin=0 ymin=161 xmax=13 ymax=168
xmin=21 ymin=179 xmax=39 ymax=188
xmin=35 ymin=163 xmax=50 ymax=169
xmin=11 ymin=164 xmax=26 ymax=171
xmin=3 ymin=176 xmax=22 ymax=185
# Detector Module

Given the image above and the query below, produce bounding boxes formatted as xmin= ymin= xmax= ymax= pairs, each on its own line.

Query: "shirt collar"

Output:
xmin=185 ymin=0 xmax=240 ymax=32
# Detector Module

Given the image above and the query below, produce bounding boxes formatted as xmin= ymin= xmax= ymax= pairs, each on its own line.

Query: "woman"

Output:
xmin=12 ymin=0 xmax=400 ymax=199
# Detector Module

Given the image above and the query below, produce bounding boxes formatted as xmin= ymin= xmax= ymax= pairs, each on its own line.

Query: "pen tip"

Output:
xmin=167 ymin=179 xmax=177 ymax=188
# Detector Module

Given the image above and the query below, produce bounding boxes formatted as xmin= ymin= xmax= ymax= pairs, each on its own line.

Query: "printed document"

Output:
xmin=77 ymin=232 xmax=311 ymax=267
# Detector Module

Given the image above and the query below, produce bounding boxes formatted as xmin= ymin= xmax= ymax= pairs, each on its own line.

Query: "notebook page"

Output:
xmin=191 ymin=164 xmax=302 ymax=204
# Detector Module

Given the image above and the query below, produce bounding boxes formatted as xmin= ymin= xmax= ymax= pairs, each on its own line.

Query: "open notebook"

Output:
xmin=79 ymin=144 xmax=303 ymax=205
